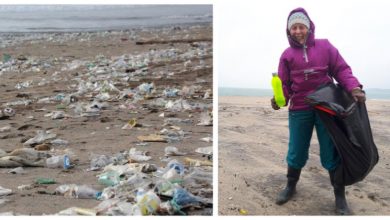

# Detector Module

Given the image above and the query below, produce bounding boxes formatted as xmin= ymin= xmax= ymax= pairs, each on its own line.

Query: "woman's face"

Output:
xmin=290 ymin=23 xmax=308 ymax=44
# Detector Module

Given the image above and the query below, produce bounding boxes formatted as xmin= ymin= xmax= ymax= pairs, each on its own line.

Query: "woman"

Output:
xmin=271 ymin=7 xmax=366 ymax=215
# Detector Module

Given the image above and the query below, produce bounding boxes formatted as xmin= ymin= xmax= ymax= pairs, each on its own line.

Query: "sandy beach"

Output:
xmin=218 ymin=96 xmax=390 ymax=215
xmin=0 ymin=24 xmax=212 ymax=215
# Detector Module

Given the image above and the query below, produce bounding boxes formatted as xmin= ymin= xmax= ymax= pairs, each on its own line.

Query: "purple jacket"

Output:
xmin=278 ymin=8 xmax=362 ymax=111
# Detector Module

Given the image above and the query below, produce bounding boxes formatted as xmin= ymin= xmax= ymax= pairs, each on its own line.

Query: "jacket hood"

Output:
xmin=286 ymin=7 xmax=315 ymax=48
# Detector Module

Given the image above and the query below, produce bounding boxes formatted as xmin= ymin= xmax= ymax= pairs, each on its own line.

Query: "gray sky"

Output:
xmin=217 ymin=0 xmax=390 ymax=89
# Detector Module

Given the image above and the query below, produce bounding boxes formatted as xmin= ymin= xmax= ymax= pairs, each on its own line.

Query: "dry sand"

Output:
xmin=218 ymin=96 xmax=390 ymax=215
xmin=0 ymin=24 xmax=212 ymax=215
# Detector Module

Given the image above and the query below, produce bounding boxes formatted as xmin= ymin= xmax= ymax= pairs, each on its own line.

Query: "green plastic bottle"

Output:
xmin=271 ymin=72 xmax=286 ymax=107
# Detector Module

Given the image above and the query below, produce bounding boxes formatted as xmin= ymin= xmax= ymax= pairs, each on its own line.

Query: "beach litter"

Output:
xmin=0 ymin=24 xmax=212 ymax=215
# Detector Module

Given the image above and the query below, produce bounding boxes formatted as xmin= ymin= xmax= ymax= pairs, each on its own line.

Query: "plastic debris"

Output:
xmin=55 ymin=184 xmax=100 ymax=199
xmin=171 ymin=188 xmax=201 ymax=209
xmin=46 ymin=155 xmax=71 ymax=169
xmin=98 ymin=171 xmax=121 ymax=186
xmin=195 ymin=146 xmax=213 ymax=155
xmin=35 ymin=178 xmax=56 ymax=184
xmin=0 ymin=24 xmax=212 ymax=215
xmin=137 ymin=134 xmax=167 ymax=143
xmin=0 ymin=126 xmax=11 ymax=132
xmin=128 ymin=148 xmax=152 ymax=162
xmin=239 ymin=209 xmax=248 ymax=215
xmin=164 ymin=146 xmax=186 ymax=156
xmin=8 ymin=167 xmax=26 ymax=174
xmin=197 ymin=111 xmax=213 ymax=126
xmin=23 ymin=130 xmax=57 ymax=147
xmin=184 ymin=157 xmax=213 ymax=167
xmin=136 ymin=189 xmax=161 ymax=215
xmin=0 ymin=186 xmax=12 ymax=196
xmin=89 ymin=155 xmax=112 ymax=171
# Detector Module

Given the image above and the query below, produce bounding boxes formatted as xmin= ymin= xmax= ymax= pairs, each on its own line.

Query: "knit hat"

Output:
xmin=288 ymin=12 xmax=310 ymax=30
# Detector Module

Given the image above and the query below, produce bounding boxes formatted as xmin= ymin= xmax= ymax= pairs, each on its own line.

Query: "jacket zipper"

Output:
xmin=303 ymin=44 xmax=309 ymax=63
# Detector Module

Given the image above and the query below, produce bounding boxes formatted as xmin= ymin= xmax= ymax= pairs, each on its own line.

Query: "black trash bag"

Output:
xmin=305 ymin=83 xmax=379 ymax=186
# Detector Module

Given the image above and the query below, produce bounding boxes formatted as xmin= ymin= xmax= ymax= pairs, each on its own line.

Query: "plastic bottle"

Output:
xmin=74 ymin=185 xmax=100 ymax=199
xmin=271 ymin=72 xmax=286 ymax=107
xmin=46 ymin=155 xmax=71 ymax=169
xmin=55 ymin=184 xmax=100 ymax=199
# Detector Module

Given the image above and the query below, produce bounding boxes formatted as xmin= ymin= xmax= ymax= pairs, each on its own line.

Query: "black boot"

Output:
xmin=329 ymin=170 xmax=351 ymax=215
xmin=276 ymin=166 xmax=301 ymax=205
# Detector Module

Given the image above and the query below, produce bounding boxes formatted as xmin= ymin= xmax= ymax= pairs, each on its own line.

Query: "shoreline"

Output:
xmin=0 ymin=22 xmax=212 ymax=35
xmin=0 ymin=22 xmax=212 ymax=49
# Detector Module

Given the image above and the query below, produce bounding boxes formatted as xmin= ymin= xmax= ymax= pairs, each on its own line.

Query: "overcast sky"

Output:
xmin=217 ymin=0 xmax=390 ymax=89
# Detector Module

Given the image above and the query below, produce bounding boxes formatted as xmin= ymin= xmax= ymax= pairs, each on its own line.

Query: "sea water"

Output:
xmin=219 ymin=87 xmax=390 ymax=100
xmin=0 ymin=5 xmax=212 ymax=33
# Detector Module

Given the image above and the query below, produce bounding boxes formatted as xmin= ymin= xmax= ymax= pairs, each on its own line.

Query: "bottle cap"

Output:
xmin=95 ymin=191 xmax=102 ymax=199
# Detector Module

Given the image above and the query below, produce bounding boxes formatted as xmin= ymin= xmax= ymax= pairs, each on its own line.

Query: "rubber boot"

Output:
xmin=329 ymin=170 xmax=351 ymax=215
xmin=276 ymin=166 xmax=301 ymax=205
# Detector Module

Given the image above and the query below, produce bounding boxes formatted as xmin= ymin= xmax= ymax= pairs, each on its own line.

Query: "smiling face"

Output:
xmin=289 ymin=23 xmax=309 ymax=45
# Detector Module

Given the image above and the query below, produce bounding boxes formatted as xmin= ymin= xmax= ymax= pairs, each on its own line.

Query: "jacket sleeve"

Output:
xmin=327 ymin=40 xmax=362 ymax=92
xmin=278 ymin=53 xmax=291 ymax=105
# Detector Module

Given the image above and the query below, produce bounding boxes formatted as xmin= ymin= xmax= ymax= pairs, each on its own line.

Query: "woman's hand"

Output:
xmin=271 ymin=97 xmax=280 ymax=110
xmin=351 ymin=87 xmax=366 ymax=102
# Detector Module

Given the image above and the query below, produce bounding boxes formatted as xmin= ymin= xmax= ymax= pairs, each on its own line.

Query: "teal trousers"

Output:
xmin=287 ymin=110 xmax=340 ymax=170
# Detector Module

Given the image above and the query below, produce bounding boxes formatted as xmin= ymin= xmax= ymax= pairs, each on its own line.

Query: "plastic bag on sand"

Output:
xmin=1 ymin=108 xmax=15 ymax=117
xmin=171 ymin=188 xmax=201 ymax=209
xmin=155 ymin=179 xmax=178 ymax=196
xmin=0 ymin=186 xmax=12 ymax=196
xmin=137 ymin=83 xmax=154 ymax=95
xmin=165 ymin=99 xmax=192 ymax=112
xmin=56 ymin=207 xmax=97 ymax=216
xmin=8 ymin=148 xmax=49 ymax=161
xmin=98 ymin=171 xmax=121 ymax=186
xmin=94 ymin=198 xmax=121 ymax=214
xmin=89 ymin=154 xmax=112 ymax=171
xmin=183 ymin=167 xmax=213 ymax=188
xmin=184 ymin=157 xmax=212 ymax=166
xmin=197 ymin=111 xmax=212 ymax=126
xmin=162 ymin=168 xmax=183 ymax=183
xmin=104 ymin=201 xmax=139 ymax=216
xmin=50 ymin=139 xmax=69 ymax=147
xmin=128 ymin=148 xmax=151 ymax=162
xmin=23 ymin=130 xmax=57 ymax=146
xmin=166 ymin=159 xmax=185 ymax=175
xmin=195 ymin=146 xmax=213 ymax=155
xmin=164 ymin=146 xmax=186 ymax=156
xmin=200 ymin=137 xmax=213 ymax=143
